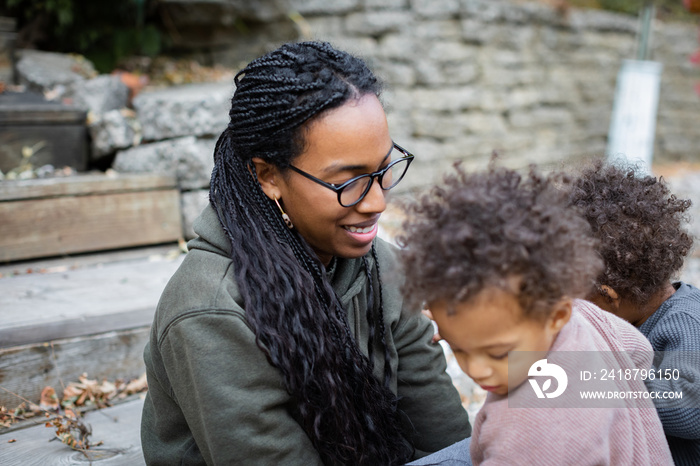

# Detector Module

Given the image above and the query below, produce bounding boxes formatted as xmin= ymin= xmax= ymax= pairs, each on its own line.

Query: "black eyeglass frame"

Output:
xmin=286 ymin=142 xmax=415 ymax=208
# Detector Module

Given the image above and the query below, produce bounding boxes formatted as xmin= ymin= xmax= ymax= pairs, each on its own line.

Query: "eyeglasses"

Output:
xmin=287 ymin=142 xmax=415 ymax=207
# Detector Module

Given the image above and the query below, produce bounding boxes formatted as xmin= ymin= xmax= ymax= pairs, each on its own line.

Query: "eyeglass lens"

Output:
xmin=339 ymin=147 xmax=411 ymax=206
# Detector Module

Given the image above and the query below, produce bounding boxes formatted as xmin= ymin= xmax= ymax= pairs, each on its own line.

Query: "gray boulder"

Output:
xmin=88 ymin=109 xmax=142 ymax=159
xmin=133 ymin=83 xmax=232 ymax=141
xmin=181 ymin=189 xmax=210 ymax=239
xmin=113 ymin=136 xmax=216 ymax=190
xmin=67 ymin=75 xmax=130 ymax=115
xmin=16 ymin=50 xmax=96 ymax=93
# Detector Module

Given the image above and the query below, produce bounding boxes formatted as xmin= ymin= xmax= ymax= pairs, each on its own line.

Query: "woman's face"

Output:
xmin=268 ymin=94 xmax=394 ymax=265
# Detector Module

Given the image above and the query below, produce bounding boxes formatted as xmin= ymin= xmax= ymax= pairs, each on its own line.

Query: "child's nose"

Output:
xmin=462 ymin=358 xmax=493 ymax=380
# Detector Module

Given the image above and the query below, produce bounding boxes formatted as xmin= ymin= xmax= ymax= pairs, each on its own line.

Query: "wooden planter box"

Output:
xmin=0 ymin=173 xmax=182 ymax=262
xmin=0 ymin=91 xmax=88 ymax=174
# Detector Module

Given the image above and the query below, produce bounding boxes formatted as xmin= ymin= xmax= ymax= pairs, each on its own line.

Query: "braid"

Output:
xmin=210 ymin=41 xmax=412 ymax=465
xmin=371 ymin=243 xmax=393 ymax=387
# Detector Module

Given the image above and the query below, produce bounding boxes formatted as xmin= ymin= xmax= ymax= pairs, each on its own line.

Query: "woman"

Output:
xmin=140 ymin=41 xmax=471 ymax=465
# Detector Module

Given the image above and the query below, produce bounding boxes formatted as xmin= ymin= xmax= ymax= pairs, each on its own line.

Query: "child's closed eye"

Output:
xmin=489 ymin=352 xmax=509 ymax=360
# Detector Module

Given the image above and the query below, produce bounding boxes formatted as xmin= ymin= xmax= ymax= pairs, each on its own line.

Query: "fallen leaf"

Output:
xmin=40 ymin=386 xmax=60 ymax=411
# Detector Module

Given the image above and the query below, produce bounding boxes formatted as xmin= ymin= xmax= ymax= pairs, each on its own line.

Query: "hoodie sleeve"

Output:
xmin=392 ymin=308 xmax=473 ymax=457
xmin=157 ymin=309 xmax=324 ymax=466
xmin=374 ymin=239 xmax=472 ymax=457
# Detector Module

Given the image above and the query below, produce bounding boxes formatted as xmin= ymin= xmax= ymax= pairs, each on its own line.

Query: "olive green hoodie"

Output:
xmin=141 ymin=204 xmax=471 ymax=465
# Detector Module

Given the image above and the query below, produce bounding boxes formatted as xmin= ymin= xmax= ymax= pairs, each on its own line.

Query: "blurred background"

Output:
xmin=0 ymin=0 xmax=699 ymax=457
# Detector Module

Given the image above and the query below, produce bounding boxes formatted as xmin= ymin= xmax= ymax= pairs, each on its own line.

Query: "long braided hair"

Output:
xmin=209 ymin=41 xmax=413 ymax=465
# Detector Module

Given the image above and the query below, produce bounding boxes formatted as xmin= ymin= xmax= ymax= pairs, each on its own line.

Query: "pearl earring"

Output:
xmin=273 ymin=196 xmax=294 ymax=229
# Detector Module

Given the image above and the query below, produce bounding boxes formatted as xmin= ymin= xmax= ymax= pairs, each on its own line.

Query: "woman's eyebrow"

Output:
xmin=321 ymin=144 xmax=393 ymax=175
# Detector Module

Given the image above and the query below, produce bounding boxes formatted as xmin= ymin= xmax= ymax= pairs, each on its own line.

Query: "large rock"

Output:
xmin=181 ymin=189 xmax=210 ymax=239
xmin=16 ymin=50 xmax=96 ymax=93
xmin=67 ymin=75 xmax=129 ymax=115
xmin=133 ymin=83 xmax=232 ymax=141
xmin=88 ymin=109 xmax=142 ymax=159
xmin=113 ymin=136 xmax=216 ymax=190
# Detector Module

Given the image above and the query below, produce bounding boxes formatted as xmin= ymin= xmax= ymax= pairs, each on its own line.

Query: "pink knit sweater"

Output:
xmin=470 ymin=300 xmax=673 ymax=465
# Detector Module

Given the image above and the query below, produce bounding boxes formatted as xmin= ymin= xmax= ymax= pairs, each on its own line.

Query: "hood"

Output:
xmin=188 ymin=203 xmax=233 ymax=258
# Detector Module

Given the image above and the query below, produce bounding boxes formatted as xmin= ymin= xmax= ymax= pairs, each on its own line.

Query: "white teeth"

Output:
xmin=345 ymin=225 xmax=374 ymax=234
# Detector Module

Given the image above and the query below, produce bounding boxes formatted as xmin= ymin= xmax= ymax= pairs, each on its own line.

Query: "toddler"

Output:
xmin=401 ymin=164 xmax=673 ymax=465
xmin=570 ymin=161 xmax=700 ymax=465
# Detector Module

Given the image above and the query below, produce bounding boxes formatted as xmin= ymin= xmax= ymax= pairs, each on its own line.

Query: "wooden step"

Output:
xmin=0 ymin=246 xmax=184 ymax=408
xmin=0 ymin=173 xmax=182 ymax=262
xmin=0 ymin=397 xmax=146 ymax=465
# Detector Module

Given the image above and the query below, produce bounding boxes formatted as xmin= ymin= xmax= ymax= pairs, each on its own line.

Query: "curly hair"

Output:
xmin=569 ymin=161 xmax=693 ymax=305
xmin=209 ymin=41 xmax=413 ymax=465
xmin=399 ymin=163 xmax=602 ymax=319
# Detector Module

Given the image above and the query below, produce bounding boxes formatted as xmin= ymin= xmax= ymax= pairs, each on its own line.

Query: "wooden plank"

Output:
xmin=0 ymin=252 xmax=183 ymax=348
xmin=0 ymin=328 xmax=150 ymax=408
xmin=0 ymin=174 xmax=178 ymax=202
xmin=0 ymin=124 xmax=88 ymax=174
xmin=0 ymin=307 xmax=156 ymax=349
xmin=0 ymin=243 xmax=181 ymax=277
xmin=0 ymin=107 xmax=86 ymax=124
xmin=0 ymin=397 xmax=146 ymax=465
xmin=0 ymin=189 xmax=182 ymax=262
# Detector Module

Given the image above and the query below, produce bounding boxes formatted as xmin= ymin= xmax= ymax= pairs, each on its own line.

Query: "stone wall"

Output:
xmin=274 ymin=0 xmax=699 ymax=191
xmin=148 ymin=0 xmax=700 ymax=196
xmin=18 ymin=0 xmax=699 ymax=237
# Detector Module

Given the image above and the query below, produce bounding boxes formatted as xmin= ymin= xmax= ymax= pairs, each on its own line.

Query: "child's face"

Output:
xmin=430 ymin=287 xmax=570 ymax=396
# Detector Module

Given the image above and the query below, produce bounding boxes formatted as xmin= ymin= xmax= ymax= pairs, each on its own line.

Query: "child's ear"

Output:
xmin=599 ymin=285 xmax=619 ymax=302
xmin=591 ymin=285 xmax=621 ymax=313
xmin=251 ymin=157 xmax=282 ymax=200
xmin=546 ymin=298 xmax=572 ymax=334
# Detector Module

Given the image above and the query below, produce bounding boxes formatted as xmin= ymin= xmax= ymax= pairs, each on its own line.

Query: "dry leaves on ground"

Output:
xmin=0 ymin=372 xmax=147 ymax=429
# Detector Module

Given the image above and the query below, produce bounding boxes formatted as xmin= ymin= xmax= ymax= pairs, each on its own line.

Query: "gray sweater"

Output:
xmin=140 ymin=205 xmax=471 ymax=465
xmin=640 ymin=281 xmax=700 ymax=466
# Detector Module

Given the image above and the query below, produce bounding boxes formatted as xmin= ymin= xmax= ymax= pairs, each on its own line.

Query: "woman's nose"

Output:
xmin=355 ymin=178 xmax=386 ymax=214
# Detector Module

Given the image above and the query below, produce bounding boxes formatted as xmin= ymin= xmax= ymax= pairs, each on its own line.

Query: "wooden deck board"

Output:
xmin=0 ymin=174 xmax=177 ymax=202
xmin=0 ymin=328 xmax=150 ymax=408
xmin=0 ymin=254 xmax=184 ymax=348
xmin=0 ymin=397 xmax=146 ymax=465
xmin=0 ymin=189 xmax=182 ymax=262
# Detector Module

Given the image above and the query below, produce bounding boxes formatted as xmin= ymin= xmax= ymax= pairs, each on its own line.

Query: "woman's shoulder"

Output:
xmin=153 ymin=245 xmax=246 ymax=339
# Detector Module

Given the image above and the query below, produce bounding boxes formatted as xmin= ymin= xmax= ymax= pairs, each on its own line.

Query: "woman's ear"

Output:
xmin=251 ymin=157 xmax=282 ymax=200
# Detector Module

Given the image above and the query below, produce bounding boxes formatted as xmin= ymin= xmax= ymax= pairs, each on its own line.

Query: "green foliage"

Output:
xmin=5 ymin=0 xmax=165 ymax=73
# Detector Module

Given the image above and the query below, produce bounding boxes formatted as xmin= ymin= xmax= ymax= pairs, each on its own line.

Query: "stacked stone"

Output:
xmin=152 ymin=0 xmax=699 ymax=193
xmin=13 ymin=0 xmax=700 ymax=236
xmin=15 ymin=51 xmax=229 ymax=238
xmin=112 ymin=83 xmax=231 ymax=238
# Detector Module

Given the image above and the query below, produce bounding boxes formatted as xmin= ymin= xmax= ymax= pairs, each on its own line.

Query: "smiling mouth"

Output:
xmin=344 ymin=225 xmax=376 ymax=234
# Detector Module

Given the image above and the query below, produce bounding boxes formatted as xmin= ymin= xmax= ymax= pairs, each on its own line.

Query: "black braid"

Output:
xmin=209 ymin=41 xmax=412 ymax=465
xmin=372 ymin=244 xmax=393 ymax=387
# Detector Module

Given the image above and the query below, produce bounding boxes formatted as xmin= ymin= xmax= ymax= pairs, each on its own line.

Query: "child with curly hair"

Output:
xmin=401 ymin=164 xmax=673 ymax=465
xmin=570 ymin=161 xmax=700 ymax=465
